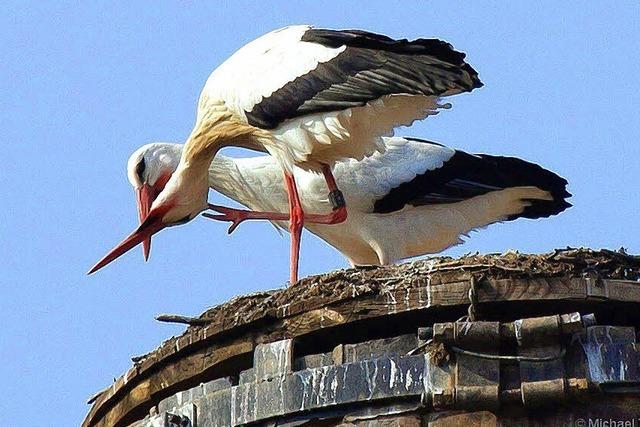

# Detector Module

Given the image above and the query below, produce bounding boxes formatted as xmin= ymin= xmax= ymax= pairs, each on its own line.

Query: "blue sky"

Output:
xmin=1 ymin=2 xmax=639 ymax=425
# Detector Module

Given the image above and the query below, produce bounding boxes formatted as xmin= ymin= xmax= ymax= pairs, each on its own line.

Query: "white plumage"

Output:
xmin=201 ymin=26 xmax=346 ymax=119
xmin=127 ymin=137 xmax=570 ymax=266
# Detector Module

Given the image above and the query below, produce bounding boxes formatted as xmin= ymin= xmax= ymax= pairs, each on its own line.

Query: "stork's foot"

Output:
xmin=202 ymin=206 xmax=247 ymax=234
xmin=203 ymin=204 xmax=287 ymax=234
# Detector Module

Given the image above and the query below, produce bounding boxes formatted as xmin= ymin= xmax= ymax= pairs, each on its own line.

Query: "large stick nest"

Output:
xmin=194 ymin=247 xmax=640 ymax=323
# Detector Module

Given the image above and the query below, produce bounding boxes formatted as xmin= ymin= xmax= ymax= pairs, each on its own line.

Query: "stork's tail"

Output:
xmin=465 ymin=153 xmax=572 ymax=220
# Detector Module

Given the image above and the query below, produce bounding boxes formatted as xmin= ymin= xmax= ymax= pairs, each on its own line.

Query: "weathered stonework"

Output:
xmin=84 ymin=249 xmax=640 ymax=427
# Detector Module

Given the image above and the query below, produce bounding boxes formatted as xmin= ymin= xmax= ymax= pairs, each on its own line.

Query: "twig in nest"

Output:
xmin=155 ymin=314 xmax=210 ymax=326
xmin=87 ymin=389 xmax=105 ymax=405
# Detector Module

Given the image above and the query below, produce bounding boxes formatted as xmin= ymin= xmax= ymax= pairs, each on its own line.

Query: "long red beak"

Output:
xmin=87 ymin=211 xmax=167 ymax=275
xmin=136 ymin=184 xmax=154 ymax=261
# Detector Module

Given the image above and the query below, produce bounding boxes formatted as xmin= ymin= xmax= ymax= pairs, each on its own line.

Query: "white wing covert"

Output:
xmin=332 ymin=137 xmax=455 ymax=211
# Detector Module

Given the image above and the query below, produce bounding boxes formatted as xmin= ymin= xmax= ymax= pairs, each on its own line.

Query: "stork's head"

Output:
xmin=88 ymin=142 xmax=209 ymax=274
xmin=124 ymin=143 xmax=181 ymax=260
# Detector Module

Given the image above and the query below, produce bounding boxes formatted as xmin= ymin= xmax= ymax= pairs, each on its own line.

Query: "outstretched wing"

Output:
xmin=201 ymin=26 xmax=482 ymax=130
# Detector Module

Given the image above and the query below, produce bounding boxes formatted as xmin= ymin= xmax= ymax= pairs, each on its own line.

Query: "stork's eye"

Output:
xmin=135 ymin=158 xmax=146 ymax=181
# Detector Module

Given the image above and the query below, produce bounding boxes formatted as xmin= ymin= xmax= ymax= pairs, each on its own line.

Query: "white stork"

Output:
xmin=89 ymin=25 xmax=483 ymax=281
xmin=126 ymin=137 xmax=571 ymax=266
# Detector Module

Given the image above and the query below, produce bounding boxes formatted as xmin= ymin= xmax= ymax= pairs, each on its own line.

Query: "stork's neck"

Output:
xmin=182 ymin=105 xmax=265 ymax=167
xmin=166 ymin=105 xmax=271 ymax=221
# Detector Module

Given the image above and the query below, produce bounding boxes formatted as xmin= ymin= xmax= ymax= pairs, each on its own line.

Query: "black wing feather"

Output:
xmin=245 ymin=28 xmax=482 ymax=129
xmin=374 ymin=138 xmax=572 ymax=220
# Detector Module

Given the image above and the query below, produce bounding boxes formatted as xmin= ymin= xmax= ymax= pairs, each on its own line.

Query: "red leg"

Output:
xmin=322 ymin=163 xmax=339 ymax=190
xmin=283 ymin=171 xmax=304 ymax=284
xmin=202 ymin=164 xmax=346 ymax=284
xmin=205 ymin=190 xmax=302 ymax=284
